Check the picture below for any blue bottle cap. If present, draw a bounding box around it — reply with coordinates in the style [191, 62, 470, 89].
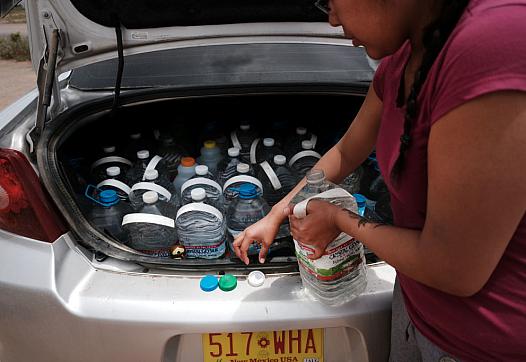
[99, 189, 118, 204]
[353, 193, 367, 207]
[200, 275, 219, 292]
[238, 183, 258, 199]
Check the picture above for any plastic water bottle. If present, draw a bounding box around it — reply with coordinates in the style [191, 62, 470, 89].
[340, 166, 364, 195]
[222, 162, 263, 211]
[124, 132, 151, 160]
[90, 149, 132, 184]
[96, 166, 131, 201]
[217, 147, 242, 186]
[122, 191, 178, 257]
[230, 123, 258, 162]
[85, 186, 131, 241]
[226, 183, 271, 256]
[249, 137, 282, 164]
[288, 140, 322, 179]
[284, 126, 318, 159]
[129, 169, 179, 210]
[353, 193, 367, 217]
[291, 169, 367, 306]
[173, 157, 197, 194]
[125, 150, 168, 185]
[257, 155, 298, 207]
[197, 140, 223, 175]
[156, 134, 186, 180]
[176, 188, 227, 259]
[180, 165, 223, 210]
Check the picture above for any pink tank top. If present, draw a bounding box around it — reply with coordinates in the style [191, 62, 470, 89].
[373, 1, 526, 360]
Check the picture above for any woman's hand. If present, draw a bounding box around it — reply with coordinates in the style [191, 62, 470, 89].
[289, 199, 342, 260]
[232, 208, 289, 265]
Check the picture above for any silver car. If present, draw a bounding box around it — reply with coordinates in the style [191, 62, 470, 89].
[0, 1, 394, 361]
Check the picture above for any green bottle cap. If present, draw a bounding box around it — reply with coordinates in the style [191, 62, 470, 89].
[218, 274, 237, 292]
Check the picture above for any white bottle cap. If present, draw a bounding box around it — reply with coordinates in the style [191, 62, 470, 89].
[301, 140, 314, 150]
[248, 270, 265, 287]
[142, 191, 158, 204]
[228, 147, 240, 157]
[106, 166, 120, 177]
[237, 163, 250, 174]
[130, 133, 142, 140]
[240, 124, 250, 131]
[191, 187, 207, 202]
[263, 138, 275, 147]
[296, 127, 307, 135]
[195, 165, 209, 176]
[274, 155, 286, 166]
[137, 150, 150, 159]
[144, 169, 159, 181]
[103, 146, 116, 154]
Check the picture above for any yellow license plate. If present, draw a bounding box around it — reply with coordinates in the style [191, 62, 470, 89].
[203, 329, 324, 362]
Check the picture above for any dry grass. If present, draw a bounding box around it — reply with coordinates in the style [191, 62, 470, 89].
[0, 32, 30, 61]
[0, 6, 26, 24]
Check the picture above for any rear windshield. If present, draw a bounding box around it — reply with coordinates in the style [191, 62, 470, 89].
[70, 0, 326, 29]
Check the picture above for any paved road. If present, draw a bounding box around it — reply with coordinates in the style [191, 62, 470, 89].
[0, 60, 36, 112]
[0, 23, 27, 37]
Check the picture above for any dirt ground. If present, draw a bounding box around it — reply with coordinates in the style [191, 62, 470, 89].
[0, 59, 36, 112]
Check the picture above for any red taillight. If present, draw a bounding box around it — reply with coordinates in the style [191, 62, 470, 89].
[0, 148, 66, 242]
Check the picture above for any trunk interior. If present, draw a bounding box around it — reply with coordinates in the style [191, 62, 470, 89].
[42, 89, 389, 271]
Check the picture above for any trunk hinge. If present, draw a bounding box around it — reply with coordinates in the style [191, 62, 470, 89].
[27, 27, 61, 154]
[110, 15, 125, 120]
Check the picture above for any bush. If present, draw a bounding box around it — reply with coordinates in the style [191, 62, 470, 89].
[0, 32, 30, 61]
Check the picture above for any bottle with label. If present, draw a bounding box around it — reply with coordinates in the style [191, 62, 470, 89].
[96, 166, 131, 201]
[230, 123, 258, 162]
[291, 169, 367, 306]
[197, 140, 223, 175]
[125, 150, 168, 185]
[173, 157, 197, 194]
[85, 186, 131, 241]
[288, 140, 322, 179]
[122, 191, 178, 257]
[217, 147, 242, 186]
[129, 169, 179, 210]
[222, 162, 262, 211]
[257, 155, 298, 207]
[176, 188, 227, 259]
[180, 165, 223, 211]
[90, 147, 132, 185]
[249, 137, 282, 165]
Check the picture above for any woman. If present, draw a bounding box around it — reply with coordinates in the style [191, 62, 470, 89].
[233, 0, 526, 361]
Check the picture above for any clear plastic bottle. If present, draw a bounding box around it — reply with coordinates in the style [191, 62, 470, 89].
[257, 155, 298, 207]
[173, 157, 197, 194]
[90, 147, 132, 184]
[180, 165, 224, 211]
[96, 166, 131, 201]
[222, 162, 262, 211]
[284, 126, 317, 159]
[125, 150, 168, 185]
[217, 147, 242, 186]
[129, 169, 179, 210]
[85, 187, 131, 241]
[197, 140, 223, 175]
[230, 123, 258, 162]
[291, 169, 367, 306]
[122, 191, 178, 257]
[288, 140, 322, 179]
[250, 137, 282, 164]
[226, 183, 271, 256]
[176, 188, 227, 259]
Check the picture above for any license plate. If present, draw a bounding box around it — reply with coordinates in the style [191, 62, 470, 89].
[203, 329, 324, 362]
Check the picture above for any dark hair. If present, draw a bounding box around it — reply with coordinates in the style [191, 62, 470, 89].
[390, 0, 470, 182]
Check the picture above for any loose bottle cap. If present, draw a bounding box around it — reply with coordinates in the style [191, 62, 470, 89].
[142, 191, 158, 204]
[248, 271, 265, 287]
[106, 166, 121, 177]
[237, 163, 250, 174]
[301, 140, 313, 150]
[200, 275, 219, 292]
[228, 147, 240, 157]
[296, 127, 307, 135]
[219, 274, 237, 292]
[181, 157, 196, 167]
[103, 146, 116, 154]
[130, 133, 142, 140]
[353, 193, 367, 207]
[240, 124, 250, 131]
[191, 187, 207, 202]
[263, 138, 275, 147]
[195, 165, 209, 176]
[273, 155, 286, 166]
[100, 189, 118, 203]
[137, 150, 150, 159]
[144, 169, 159, 181]
[204, 140, 216, 149]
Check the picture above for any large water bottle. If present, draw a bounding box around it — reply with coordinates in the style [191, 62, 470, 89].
[124, 132, 151, 160]
[180, 165, 223, 210]
[197, 140, 223, 175]
[90, 148, 132, 184]
[122, 191, 178, 257]
[156, 133, 186, 180]
[284, 127, 318, 159]
[291, 169, 366, 306]
[129, 169, 179, 210]
[176, 188, 227, 259]
[96, 166, 131, 201]
[85, 186, 131, 241]
[222, 163, 263, 211]
[226, 183, 271, 255]
[217, 147, 242, 186]
[230, 123, 258, 162]
[288, 140, 322, 179]
[125, 150, 168, 185]
[173, 157, 197, 194]
[257, 155, 298, 207]
[249, 137, 282, 165]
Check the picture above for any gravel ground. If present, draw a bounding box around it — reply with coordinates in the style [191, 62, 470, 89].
[0, 59, 36, 112]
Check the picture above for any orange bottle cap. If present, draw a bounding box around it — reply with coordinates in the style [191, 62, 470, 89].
[181, 157, 195, 167]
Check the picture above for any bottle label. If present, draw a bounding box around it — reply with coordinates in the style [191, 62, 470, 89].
[136, 247, 172, 258]
[181, 238, 226, 258]
[259, 161, 282, 190]
[249, 138, 260, 164]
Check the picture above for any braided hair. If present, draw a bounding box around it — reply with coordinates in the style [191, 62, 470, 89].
[390, 0, 470, 182]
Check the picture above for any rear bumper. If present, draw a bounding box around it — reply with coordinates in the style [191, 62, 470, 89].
[0, 231, 394, 362]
